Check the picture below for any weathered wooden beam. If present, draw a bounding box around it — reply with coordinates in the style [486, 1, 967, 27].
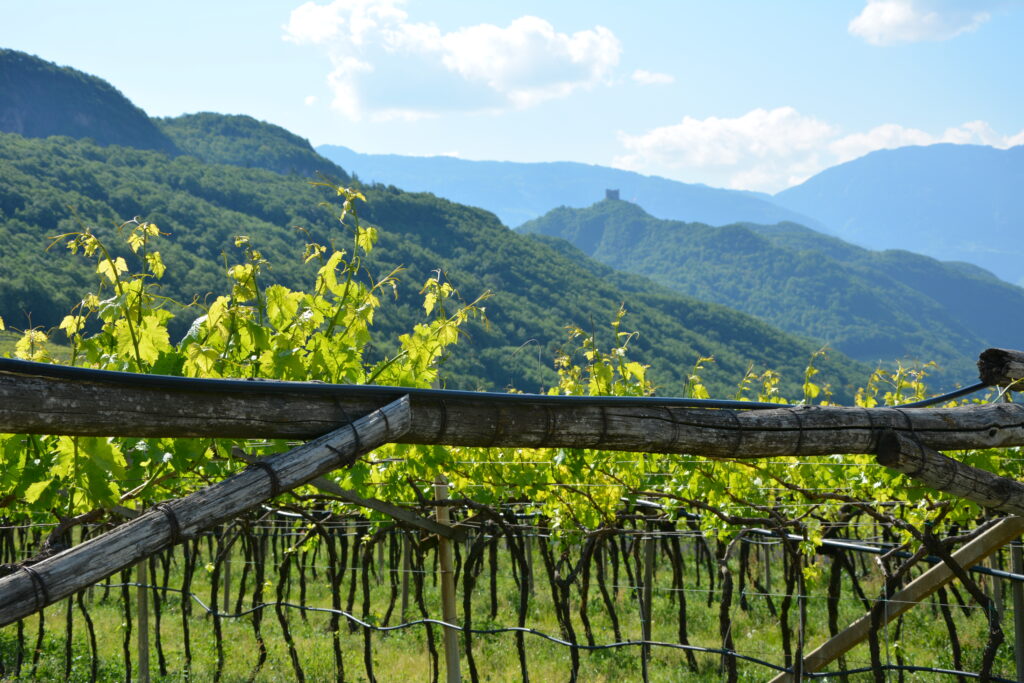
[3, 366, 1024, 457]
[979, 348, 1024, 389]
[876, 429, 1024, 516]
[0, 396, 410, 627]
[770, 516, 1024, 682]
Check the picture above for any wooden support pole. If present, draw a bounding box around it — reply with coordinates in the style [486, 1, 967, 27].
[5, 360, 1024, 457]
[978, 348, 1024, 389]
[0, 396, 410, 626]
[876, 430, 1024, 516]
[401, 532, 411, 623]
[1012, 542, 1024, 682]
[992, 552, 1004, 620]
[222, 551, 231, 614]
[769, 516, 1024, 682]
[435, 477, 461, 683]
[136, 559, 150, 683]
[525, 527, 535, 596]
[641, 524, 656, 681]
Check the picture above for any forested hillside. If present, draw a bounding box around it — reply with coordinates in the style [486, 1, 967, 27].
[0, 49, 177, 154]
[158, 113, 349, 179]
[0, 129, 866, 396]
[521, 199, 1023, 381]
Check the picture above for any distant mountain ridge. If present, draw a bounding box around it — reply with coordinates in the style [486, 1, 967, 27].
[318, 143, 1024, 290]
[317, 144, 824, 229]
[773, 143, 1024, 285]
[521, 199, 1024, 382]
[0, 48, 178, 155]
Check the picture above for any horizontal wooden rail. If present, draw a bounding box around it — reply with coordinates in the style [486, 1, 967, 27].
[0, 396, 410, 627]
[1, 364, 1023, 457]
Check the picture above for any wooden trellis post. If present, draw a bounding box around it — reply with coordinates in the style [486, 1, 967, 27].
[435, 477, 462, 683]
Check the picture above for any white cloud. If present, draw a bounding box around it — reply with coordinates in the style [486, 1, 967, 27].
[304, 95, 318, 106]
[830, 120, 1024, 162]
[631, 69, 674, 86]
[284, 1, 621, 120]
[615, 107, 1024, 193]
[848, 0, 998, 45]
[615, 107, 838, 192]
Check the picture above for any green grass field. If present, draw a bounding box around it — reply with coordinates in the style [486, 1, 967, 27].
[0, 522, 1015, 682]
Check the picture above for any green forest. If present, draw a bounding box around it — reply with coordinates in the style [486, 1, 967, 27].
[0, 127, 866, 397]
[522, 199, 1024, 383]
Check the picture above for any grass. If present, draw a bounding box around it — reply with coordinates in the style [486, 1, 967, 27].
[0, 521, 1018, 682]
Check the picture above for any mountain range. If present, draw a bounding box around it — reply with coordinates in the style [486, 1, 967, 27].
[0, 48, 868, 398]
[522, 199, 1024, 382]
[317, 144, 822, 230]
[319, 141, 1024, 287]
[773, 143, 1024, 285]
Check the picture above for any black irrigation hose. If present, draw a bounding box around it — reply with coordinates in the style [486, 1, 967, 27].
[901, 381, 989, 408]
[105, 582, 1016, 682]
[744, 528, 1024, 583]
[0, 358, 992, 411]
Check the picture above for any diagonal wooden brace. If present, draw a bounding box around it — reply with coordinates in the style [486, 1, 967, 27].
[0, 395, 410, 627]
[770, 429, 1024, 680]
[876, 429, 1024, 516]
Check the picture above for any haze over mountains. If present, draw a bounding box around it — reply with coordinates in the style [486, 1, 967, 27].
[773, 144, 1024, 285]
[319, 141, 1024, 287]
[0, 48, 870, 397]
[317, 145, 823, 231]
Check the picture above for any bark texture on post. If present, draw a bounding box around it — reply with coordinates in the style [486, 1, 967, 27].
[4, 364, 1024, 457]
[979, 348, 1024, 389]
[876, 429, 1024, 516]
[0, 396, 410, 627]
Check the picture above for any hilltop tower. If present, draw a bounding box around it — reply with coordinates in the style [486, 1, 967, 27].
[605, 189, 620, 200]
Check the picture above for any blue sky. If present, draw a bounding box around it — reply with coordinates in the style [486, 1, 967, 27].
[2, 0, 1022, 192]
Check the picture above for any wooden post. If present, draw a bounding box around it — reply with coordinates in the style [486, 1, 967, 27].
[222, 549, 231, 614]
[435, 477, 461, 683]
[992, 552, 1004, 621]
[876, 430, 1024, 516]
[978, 348, 1024, 389]
[769, 516, 1024, 682]
[525, 526, 535, 596]
[401, 532, 411, 623]
[641, 524, 656, 681]
[1012, 542, 1024, 682]
[136, 559, 150, 683]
